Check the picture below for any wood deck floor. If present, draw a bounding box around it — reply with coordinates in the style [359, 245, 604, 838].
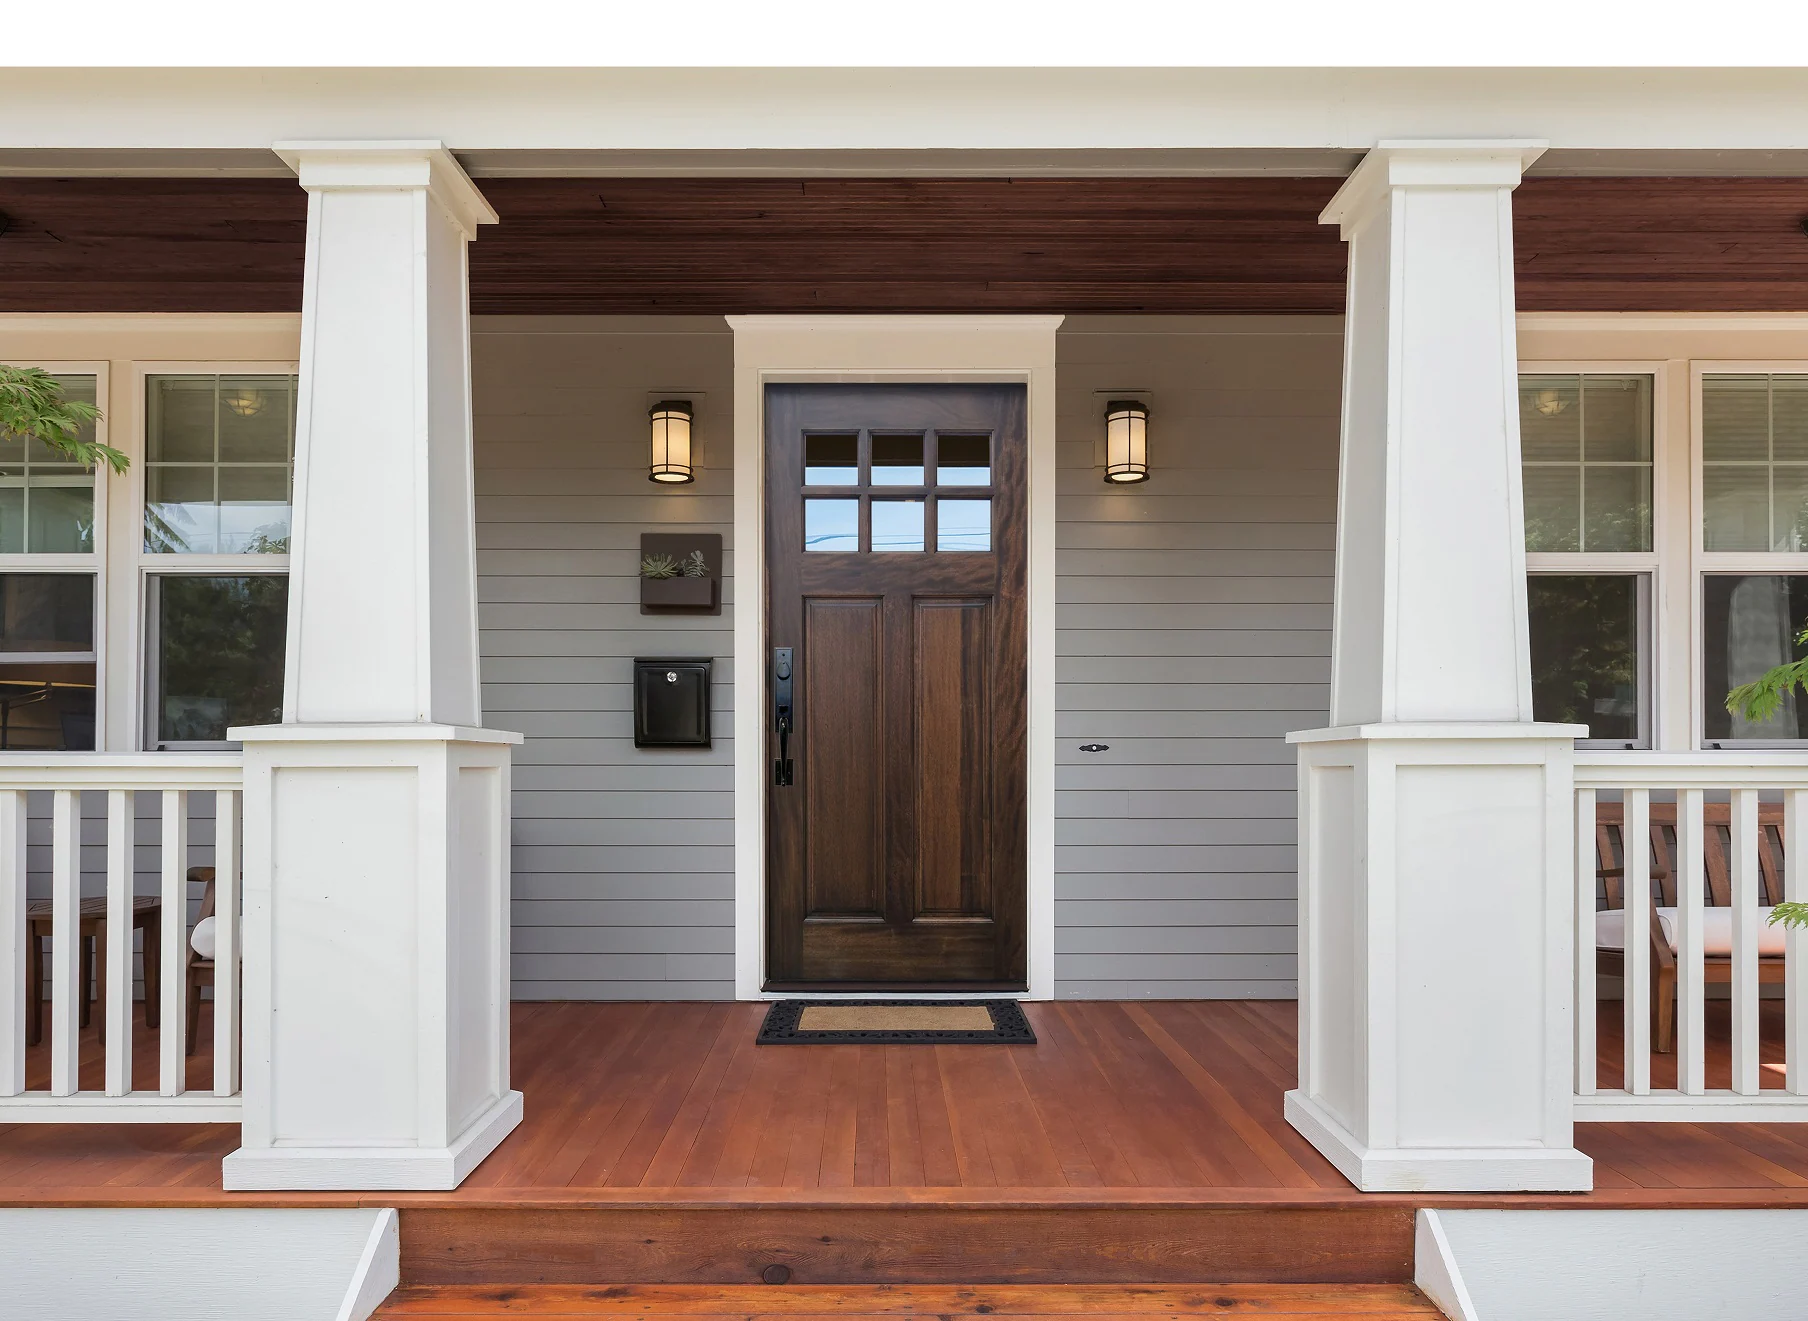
[6, 997, 1806, 1207]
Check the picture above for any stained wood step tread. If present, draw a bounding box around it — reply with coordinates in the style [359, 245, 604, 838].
[376, 1283, 1442, 1317]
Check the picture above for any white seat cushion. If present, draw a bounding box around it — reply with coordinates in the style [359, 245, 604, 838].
[190, 915, 216, 960]
[1596, 905, 1788, 958]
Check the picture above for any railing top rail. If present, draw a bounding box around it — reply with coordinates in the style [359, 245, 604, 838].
[0, 752, 243, 789]
[1575, 749, 1808, 790]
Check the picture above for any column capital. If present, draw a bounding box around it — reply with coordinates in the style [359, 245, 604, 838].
[273, 139, 497, 238]
[1320, 138, 1548, 236]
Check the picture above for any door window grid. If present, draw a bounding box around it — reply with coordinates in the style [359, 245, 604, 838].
[802, 430, 993, 553]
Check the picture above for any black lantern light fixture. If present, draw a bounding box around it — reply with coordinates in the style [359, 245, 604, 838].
[648, 400, 695, 484]
[1103, 399, 1150, 484]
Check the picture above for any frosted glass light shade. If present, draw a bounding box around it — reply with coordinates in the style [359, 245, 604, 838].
[649, 401, 695, 484]
[1104, 400, 1149, 484]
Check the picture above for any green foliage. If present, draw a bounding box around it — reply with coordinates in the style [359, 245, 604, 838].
[1725, 623, 1808, 724]
[640, 553, 678, 580]
[0, 365, 127, 474]
[681, 549, 708, 578]
[1770, 902, 1808, 931]
[157, 575, 288, 740]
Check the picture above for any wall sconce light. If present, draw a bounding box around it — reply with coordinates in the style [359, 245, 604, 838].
[1103, 399, 1150, 484]
[649, 400, 695, 484]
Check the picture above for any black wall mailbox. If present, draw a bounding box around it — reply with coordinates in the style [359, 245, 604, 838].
[634, 658, 712, 748]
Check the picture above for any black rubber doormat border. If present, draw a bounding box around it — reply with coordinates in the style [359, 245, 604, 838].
[756, 999, 1036, 1044]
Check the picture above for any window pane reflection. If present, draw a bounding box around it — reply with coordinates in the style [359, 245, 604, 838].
[937, 434, 991, 485]
[938, 498, 991, 551]
[154, 575, 288, 746]
[871, 435, 924, 486]
[804, 498, 859, 552]
[1527, 575, 1642, 744]
[1703, 574, 1808, 742]
[804, 434, 858, 486]
[871, 499, 925, 552]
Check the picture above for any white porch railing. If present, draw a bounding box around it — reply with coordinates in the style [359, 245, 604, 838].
[1575, 751, 1808, 1122]
[0, 755, 242, 1122]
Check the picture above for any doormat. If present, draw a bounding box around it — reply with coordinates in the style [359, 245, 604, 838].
[756, 999, 1036, 1044]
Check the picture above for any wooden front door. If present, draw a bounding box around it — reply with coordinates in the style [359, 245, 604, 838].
[765, 384, 1027, 988]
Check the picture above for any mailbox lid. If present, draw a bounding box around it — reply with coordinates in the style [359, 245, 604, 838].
[634, 657, 712, 748]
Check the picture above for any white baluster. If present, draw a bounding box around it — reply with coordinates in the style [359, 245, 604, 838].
[104, 789, 132, 1096]
[1623, 790, 1652, 1095]
[1575, 788, 1597, 1096]
[1676, 788, 1706, 1096]
[159, 790, 188, 1096]
[49, 789, 81, 1097]
[213, 790, 239, 1097]
[0, 790, 24, 1097]
[1787, 789, 1808, 1096]
[1730, 788, 1762, 1096]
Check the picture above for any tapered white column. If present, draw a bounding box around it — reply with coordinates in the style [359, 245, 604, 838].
[223, 142, 522, 1191]
[1286, 140, 1593, 1192]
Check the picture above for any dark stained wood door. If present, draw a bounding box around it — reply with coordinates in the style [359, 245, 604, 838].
[765, 384, 1027, 987]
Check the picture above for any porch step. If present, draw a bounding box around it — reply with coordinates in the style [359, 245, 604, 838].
[398, 1202, 1415, 1286]
[375, 1283, 1443, 1318]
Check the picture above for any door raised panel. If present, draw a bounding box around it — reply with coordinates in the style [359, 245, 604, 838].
[914, 598, 992, 919]
[803, 597, 886, 919]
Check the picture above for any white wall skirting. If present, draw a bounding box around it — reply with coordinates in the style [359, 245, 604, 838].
[727, 315, 1062, 1001]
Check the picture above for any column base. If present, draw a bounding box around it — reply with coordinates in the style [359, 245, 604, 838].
[1285, 1090, 1592, 1193]
[222, 1090, 522, 1192]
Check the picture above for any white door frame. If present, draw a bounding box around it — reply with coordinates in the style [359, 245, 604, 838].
[728, 315, 1062, 1001]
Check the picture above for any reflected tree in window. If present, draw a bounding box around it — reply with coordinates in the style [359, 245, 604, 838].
[157, 575, 288, 744]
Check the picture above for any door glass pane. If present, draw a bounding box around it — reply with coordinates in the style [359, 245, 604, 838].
[1703, 574, 1808, 742]
[1528, 575, 1643, 744]
[871, 435, 924, 486]
[155, 575, 288, 745]
[937, 498, 991, 551]
[871, 498, 925, 552]
[218, 467, 292, 553]
[803, 498, 859, 552]
[1523, 466, 1581, 552]
[27, 480, 95, 553]
[804, 434, 858, 486]
[1582, 466, 1651, 553]
[145, 466, 217, 554]
[937, 434, 991, 486]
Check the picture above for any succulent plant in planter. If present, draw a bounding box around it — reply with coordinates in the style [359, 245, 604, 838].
[639, 552, 680, 580]
[681, 549, 708, 578]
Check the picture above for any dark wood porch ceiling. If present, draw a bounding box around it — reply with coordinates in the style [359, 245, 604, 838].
[1, 176, 1806, 315]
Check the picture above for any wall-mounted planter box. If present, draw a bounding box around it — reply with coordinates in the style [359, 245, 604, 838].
[639, 533, 723, 616]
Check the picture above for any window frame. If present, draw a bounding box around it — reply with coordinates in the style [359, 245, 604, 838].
[1690, 360, 1808, 749]
[0, 360, 111, 752]
[129, 362, 296, 752]
[1521, 359, 1671, 749]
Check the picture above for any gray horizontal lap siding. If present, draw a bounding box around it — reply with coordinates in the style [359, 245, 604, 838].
[1052, 318, 1341, 1000]
[473, 318, 736, 1001]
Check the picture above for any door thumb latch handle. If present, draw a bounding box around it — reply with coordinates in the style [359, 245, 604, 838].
[773, 646, 795, 787]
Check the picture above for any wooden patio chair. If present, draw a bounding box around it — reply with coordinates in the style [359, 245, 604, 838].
[1593, 802, 1789, 1053]
[185, 866, 215, 1056]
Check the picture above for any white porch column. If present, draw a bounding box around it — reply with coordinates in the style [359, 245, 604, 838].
[222, 142, 522, 1192]
[1285, 140, 1594, 1192]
